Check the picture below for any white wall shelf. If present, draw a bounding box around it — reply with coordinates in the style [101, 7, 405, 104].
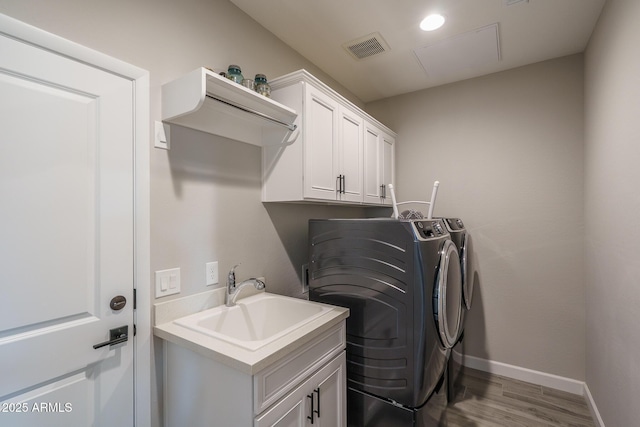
[161, 67, 298, 146]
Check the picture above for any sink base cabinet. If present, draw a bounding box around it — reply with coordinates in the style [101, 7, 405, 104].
[163, 321, 346, 427]
[164, 342, 253, 427]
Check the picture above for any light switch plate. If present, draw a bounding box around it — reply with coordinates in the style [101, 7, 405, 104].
[154, 121, 170, 150]
[155, 268, 180, 298]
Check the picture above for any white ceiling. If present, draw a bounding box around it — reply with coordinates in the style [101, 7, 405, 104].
[230, 0, 606, 103]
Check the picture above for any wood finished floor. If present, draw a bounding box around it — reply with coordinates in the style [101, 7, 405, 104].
[434, 367, 596, 427]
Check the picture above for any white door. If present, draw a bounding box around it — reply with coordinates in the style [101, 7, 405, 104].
[0, 26, 135, 427]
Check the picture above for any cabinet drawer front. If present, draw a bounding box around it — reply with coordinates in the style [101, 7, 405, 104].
[254, 322, 345, 414]
[254, 398, 305, 427]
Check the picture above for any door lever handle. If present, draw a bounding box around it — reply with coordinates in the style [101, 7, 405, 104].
[93, 325, 128, 349]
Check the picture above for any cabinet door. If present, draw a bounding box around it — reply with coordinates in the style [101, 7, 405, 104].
[380, 132, 395, 206]
[314, 354, 347, 426]
[363, 123, 383, 204]
[338, 106, 363, 203]
[303, 86, 339, 200]
[255, 352, 346, 427]
[363, 122, 395, 205]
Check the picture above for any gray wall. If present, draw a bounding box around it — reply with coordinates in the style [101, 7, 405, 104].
[367, 55, 586, 381]
[0, 1, 370, 425]
[6, 0, 639, 425]
[585, 0, 640, 425]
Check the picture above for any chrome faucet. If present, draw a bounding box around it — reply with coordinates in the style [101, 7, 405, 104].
[225, 264, 266, 307]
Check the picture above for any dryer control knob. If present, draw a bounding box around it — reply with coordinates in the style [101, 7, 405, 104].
[434, 223, 444, 234]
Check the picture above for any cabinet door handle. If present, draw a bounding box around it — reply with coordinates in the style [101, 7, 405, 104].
[380, 184, 386, 199]
[314, 387, 320, 418]
[336, 174, 346, 194]
[307, 393, 315, 424]
[341, 175, 345, 194]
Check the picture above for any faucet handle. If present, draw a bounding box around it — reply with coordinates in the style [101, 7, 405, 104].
[228, 264, 240, 286]
[254, 278, 266, 291]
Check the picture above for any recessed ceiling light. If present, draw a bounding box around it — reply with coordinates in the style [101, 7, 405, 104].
[420, 14, 445, 31]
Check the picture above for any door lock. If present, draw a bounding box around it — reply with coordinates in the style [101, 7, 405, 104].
[110, 295, 127, 311]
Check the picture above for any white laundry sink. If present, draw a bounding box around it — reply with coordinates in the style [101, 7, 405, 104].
[173, 293, 333, 351]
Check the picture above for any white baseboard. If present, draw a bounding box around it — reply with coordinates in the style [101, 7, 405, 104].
[453, 352, 605, 426]
[457, 352, 585, 395]
[583, 383, 606, 427]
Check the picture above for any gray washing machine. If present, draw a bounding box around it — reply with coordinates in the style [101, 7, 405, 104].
[309, 218, 463, 426]
[440, 218, 475, 402]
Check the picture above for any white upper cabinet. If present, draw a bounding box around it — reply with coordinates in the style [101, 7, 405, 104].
[363, 123, 382, 204]
[262, 70, 394, 205]
[303, 85, 340, 200]
[381, 132, 395, 205]
[363, 121, 395, 205]
[161, 67, 298, 146]
[338, 106, 364, 203]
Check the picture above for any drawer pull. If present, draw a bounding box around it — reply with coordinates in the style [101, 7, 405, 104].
[307, 387, 321, 423]
[307, 393, 315, 424]
[314, 387, 321, 418]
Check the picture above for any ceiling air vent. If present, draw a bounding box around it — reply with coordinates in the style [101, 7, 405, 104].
[343, 32, 389, 60]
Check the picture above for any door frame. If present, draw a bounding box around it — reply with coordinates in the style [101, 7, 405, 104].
[0, 14, 151, 427]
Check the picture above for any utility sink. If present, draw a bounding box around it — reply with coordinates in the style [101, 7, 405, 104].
[173, 293, 333, 351]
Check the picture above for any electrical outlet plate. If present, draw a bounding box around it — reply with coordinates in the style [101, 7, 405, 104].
[206, 261, 219, 286]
